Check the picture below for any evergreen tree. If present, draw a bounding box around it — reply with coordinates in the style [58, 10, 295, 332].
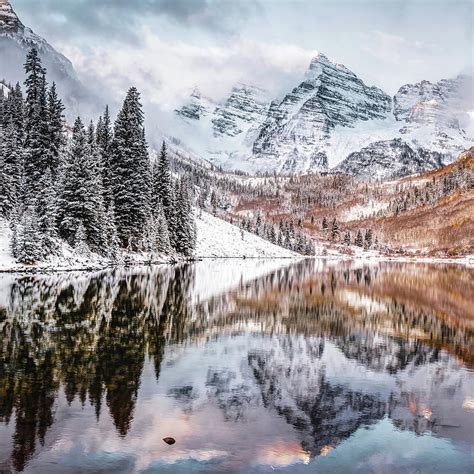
[12, 206, 43, 264]
[58, 117, 105, 250]
[47, 82, 65, 177]
[174, 177, 195, 256]
[322, 216, 328, 230]
[155, 205, 171, 254]
[96, 105, 113, 205]
[74, 221, 90, 256]
[331, 218, 340, 240]
[24, 50, 50, 197]
[111, 87, 151, 248]
[343, 231, 351, 245]
[36, 168, 59, 254]
[2, 120, 24, 214]
[355, 230, 364, 247]
[104, 200, 120, 261]
[365, 229, 373, 248]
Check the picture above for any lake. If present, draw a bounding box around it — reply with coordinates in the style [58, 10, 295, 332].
[0, 259, 473, 473]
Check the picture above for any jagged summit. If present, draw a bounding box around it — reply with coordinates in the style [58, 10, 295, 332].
[306, 52, 353, 80]
[0, 0, 22, 33]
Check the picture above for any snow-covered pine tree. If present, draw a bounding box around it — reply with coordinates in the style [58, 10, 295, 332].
[0, 142, 10, 217]
[2, 120, 23, 215]
[36, 168, 59, 254]
[86, 121, 108, 253]
[104, 200, 120, 261]
[58, 117, 104, 250]
[24, 50, 50, 198]
[355, 230, 364, 247]
[153, 141, 174, 217]
[343, 231, 351, 245]
[365, 229, 373, 248]
[111, 87, 151, 249]
[12, 206, 43, 264]
[174, 177, 195, 256]
[74, 221, 90, 256]
[96, 105, 114, 206]
[155, 204, 171, 254]
[331, 218, 340, 240]
[47, 82, 65, 178]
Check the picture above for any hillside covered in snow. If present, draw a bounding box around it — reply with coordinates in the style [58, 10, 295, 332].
[195, 211, 297, 258]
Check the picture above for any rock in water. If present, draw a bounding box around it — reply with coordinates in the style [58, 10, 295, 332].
[163, 437, 176, 445]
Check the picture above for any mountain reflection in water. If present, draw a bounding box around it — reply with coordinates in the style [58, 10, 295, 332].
[0, 259, 473, 473]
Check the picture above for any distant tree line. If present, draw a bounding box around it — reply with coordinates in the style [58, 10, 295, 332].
[0, 49, 195, 263]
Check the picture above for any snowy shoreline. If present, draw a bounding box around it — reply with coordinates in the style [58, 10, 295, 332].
[1, 253, 472, 275]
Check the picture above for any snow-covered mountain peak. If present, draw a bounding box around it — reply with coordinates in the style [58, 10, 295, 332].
[0, 0, 22, 33]
[0, 0, 95, 117]
[212, 82, 269, 137]
[305, 52, 353, 81]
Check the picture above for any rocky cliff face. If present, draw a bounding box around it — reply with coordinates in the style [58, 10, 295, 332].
[172, 51, 473, 179]
[175, 87, 214, 121]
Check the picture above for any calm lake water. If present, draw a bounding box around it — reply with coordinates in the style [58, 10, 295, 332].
[0, 259, 473, 473]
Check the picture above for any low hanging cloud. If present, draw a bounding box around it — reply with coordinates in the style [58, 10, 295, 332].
[59, 27, 318, 112]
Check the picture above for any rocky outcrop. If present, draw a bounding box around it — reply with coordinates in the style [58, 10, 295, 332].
[175, 87, 213, 121]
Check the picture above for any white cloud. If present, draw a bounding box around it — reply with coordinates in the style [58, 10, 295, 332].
[58, 27, 318, 112]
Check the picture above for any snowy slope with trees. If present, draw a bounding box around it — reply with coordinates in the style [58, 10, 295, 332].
[0, 48, 303, 271]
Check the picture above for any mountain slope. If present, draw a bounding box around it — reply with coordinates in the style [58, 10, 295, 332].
[0, 0, 90, 115]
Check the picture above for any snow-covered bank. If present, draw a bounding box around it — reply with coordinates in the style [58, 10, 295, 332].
[0, 219, 174, 273]
[195, 211, 298, 258]
[0, 211, 297, 273]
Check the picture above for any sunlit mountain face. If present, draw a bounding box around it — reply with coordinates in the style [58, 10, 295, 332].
[0, 260, 473, 472]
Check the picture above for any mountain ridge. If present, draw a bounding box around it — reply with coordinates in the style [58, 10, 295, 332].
[172, 53, 473, 178]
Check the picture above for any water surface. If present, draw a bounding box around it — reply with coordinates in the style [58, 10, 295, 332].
[0, 259, 473, 473]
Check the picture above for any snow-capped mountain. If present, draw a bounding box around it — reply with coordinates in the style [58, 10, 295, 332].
[251, 53, 392, 172]
[172, 52, 473, 179]
[0, 0, 90, 115]
[211, 83, 268, 138]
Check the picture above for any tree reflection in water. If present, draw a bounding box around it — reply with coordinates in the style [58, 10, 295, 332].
[0, 260, 472, 471]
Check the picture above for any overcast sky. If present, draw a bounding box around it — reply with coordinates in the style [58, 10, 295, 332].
[13, 0, 474, 110]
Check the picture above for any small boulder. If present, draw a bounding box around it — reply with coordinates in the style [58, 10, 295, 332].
[163, 437, 176, 445]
